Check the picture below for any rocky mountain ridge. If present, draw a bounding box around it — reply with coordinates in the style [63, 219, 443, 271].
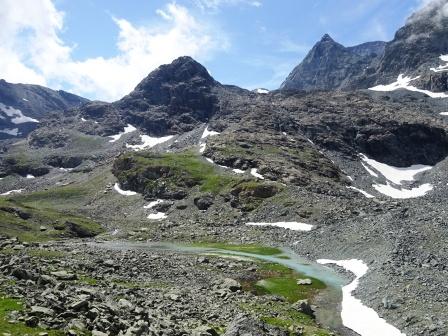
[281, 0, 448, 92]
[0, 80, 88, 139]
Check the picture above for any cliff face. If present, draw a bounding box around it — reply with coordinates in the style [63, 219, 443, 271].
[281, 0, 448, 93]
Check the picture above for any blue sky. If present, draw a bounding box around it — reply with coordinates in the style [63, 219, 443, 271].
[1, 0, 425, 101]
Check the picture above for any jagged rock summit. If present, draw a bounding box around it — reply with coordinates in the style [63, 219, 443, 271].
[280, 34, 385, 91]
[281, 0, 448, 92]
[79, 56, 221, 136]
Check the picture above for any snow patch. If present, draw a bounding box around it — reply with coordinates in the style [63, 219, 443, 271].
[113, 183, 137, 196]
[147, 212, 167, 220]
[440, 112, 448, 116]
[26, 174, 35, 179]
[369, 74, 448, 98]
[144, 200, 163, 209]
[22, 98, 29, 102]
[347, 186, 374, 198]
[0, 103, 39, 123]
[1, 189, 24, 196]
[232, 168, 245, 174]
[361, 162, 379, 178]
[317, 259, 406, 336]
[430, 55, 448, 73]
[109, 124, 137, 143]
[247, 222, 313, 231]
[201, 126, 220, 139]
[199, 143, 206, 153]
[250, 168, 264, 179]
[360, 154, 432, 185]
[0, 128, 19, 136]
[126, 134, 173, 150]
[81, 117, 87, 122]
[373, 183, 433, 199]
[256, 88, 269, 94]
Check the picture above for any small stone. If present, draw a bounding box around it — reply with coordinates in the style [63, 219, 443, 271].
[50, 270, 77, 280]
[31, 306, 55, 316]
[25, 316, 39, 327]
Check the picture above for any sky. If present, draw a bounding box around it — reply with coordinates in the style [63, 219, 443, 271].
[0, 0, 429, 102]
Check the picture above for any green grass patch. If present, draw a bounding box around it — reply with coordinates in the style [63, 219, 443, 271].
[114, 151, 243, 195]
[242, 261, 326, 303]
[191, 242, 283, 256]
[78, 276, 99, 286]
[241, 301, 332, 336]
[27, 249, 66, 259]
[0, 198, 104, 242]
[0, 294, 64, 336]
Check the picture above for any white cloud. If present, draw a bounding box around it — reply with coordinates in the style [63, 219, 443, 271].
[0, 0, 228, 101]
[193, 0, 262, 11]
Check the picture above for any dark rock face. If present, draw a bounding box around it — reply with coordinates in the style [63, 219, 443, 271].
[117, 56, 219, 136]
[281, 0, 448, 93]
[0, 79, 88, 139]
[281, 34, 385, 91]
[74, 56, 220, 137]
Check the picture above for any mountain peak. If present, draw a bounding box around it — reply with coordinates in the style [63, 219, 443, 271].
[129, 56, 216, 98]
[320, 33, 334, 43]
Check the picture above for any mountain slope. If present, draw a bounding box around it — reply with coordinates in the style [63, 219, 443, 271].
[0, 80, 88, 139]
[280, 35, 385, 91]
[281, 0, 448, 93]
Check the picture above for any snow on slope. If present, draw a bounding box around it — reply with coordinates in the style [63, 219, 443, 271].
[369, 74, 448, 98]
[430, 55, 448, 73]
[372, 183, 433, 199]
[0, 128, 19, 136]
[1, 189, 24, 196]
[360, 154, 433, 199]
[199, 125, 220, 153]
[360, 154, 432, 185]
[126, 135, 173, 150]
[109, 124, 137, 143]
[317, 259, 406, 336]
[250, 168, 265, 179]
[113, 183, 137, 196]
[247, 222, 313, 231]
[0, 103, 39, 124]
[347, 186, 375, 198]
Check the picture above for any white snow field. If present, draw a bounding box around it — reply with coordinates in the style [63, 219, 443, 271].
[430, 55, 448, 73]
[147, 212, 167, 220]
[0, 103, 39, 123]
[346, 186, 375, 198]
[199, 125, 220, 153]
[201, 126, 220, 139]
[113, 183, 137, 196]
[256, 88, 269, 94]
[109, 124, 137, 143]
[144, 200, 163, 209]
[360, 154, 432, 185]
[317, 259, 406, 336]
[372, 182, 433, 199]
[0, 128, 19, 136]
[126, 134, 173, 150]
[369, 74, 448, 98]
[1, 189, 24, 196]
[250, 168, 265, 179]
[360, 154, 433, 199]
[246, 221, 313, 231]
